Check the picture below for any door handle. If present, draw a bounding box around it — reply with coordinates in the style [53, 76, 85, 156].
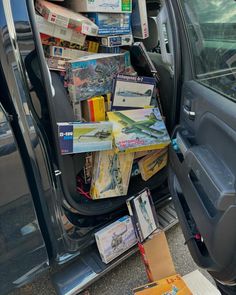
[183, 106, 196, 120]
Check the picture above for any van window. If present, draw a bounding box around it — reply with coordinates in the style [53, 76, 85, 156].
[180, 0, 236, 100]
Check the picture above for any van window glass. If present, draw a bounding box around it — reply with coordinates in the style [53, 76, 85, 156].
[180, 0, 236, 100]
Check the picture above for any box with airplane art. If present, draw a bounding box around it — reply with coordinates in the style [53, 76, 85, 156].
[138, 148, 168, 181]
[90, 150, 134, 199]
[66, 53, 127, 102]
[95, 216, 137, 264]
[65, 0, 132, 13]
[57, 122, 113, 154]
[111, 74, 156, 110]
[126, 188, 158, 242]
[87, 13, 131, 35]
[107, 108, 170, 153]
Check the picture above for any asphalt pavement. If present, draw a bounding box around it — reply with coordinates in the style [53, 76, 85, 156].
[9, 224, 214, 295]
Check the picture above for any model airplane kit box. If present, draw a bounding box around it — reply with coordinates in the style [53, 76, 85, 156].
[81, 96, 106, 122]
[126, 189, 158, 242]
[57, 122, 113, 154]
[101, 34, 133, 47]
[87, 13, 131, 35]
[67, 53, 126, 102]
[107, 108, 170, 153]
[41, 34, 99, 52]
[36, 14, 86, 46]
[90, 150, 134, 199]
[138, 148, 168, 181]
[112, 74, 155, 110]
[95, 215, 137, 264]
[133, 274, 192, 295]
[131, 0, 149, 39]
[36, 0, 99, 36]
[65, 0, 132, 13]
[47, 45, 94, 60]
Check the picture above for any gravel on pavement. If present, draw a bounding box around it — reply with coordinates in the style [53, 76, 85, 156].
[8, 224, 214, 295]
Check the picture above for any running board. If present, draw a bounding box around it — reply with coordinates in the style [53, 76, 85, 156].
[52, 200, 178, 295]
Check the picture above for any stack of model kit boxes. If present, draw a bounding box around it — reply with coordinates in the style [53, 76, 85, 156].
[35, 0, 172, 265]
[35, 0, 170, 196]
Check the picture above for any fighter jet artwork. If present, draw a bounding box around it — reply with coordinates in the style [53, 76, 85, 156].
[107, 108, 170, 153]
[115, 109, 166, 139]
[116, 88, 153, 98]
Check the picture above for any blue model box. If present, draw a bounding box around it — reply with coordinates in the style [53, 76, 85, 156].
[57, 122, 113, 154]
[87, 13, 131, 35]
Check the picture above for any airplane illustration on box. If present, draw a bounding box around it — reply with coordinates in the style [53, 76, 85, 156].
[116, 89, 153, 98]
[115, 111, 166, 139]
[100, 154, 123, 194]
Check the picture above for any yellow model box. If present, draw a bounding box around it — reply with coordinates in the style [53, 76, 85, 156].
[107, 108, 170, 153]
[133, 274, 192, 295]
[90, 150, 134, 199]
[138, 148, 168, 181]
[81, 96, 106, 122]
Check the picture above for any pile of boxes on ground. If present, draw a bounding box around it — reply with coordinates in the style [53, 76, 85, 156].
[35, 1, 220, 293]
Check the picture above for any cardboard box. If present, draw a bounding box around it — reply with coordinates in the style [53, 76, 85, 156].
[65, 0, 132, 13]
[41, 34, 99, 52]
[81, 96, 106, 122]
[107, 108, 170, 153]
[131, 0, 149, 39]
[46, 57, 68, 71]
[133, 274, 192, 295]
[182, 270, 221, 294]
[111, 74, 155, 110]
[95, 216, 137, 264]
[140, 230, 176, 282]
[67, 53, 126, 102]
[48, 45, 94, 59]
[126, 189, 159, 242]
[99, 46, 121, 54]
[87, 13, 131, 35]
[57, 122, 113, 154]
[36, 15, 86, 46]
[35, 0, 98, 36]
[71, 101, 82, 121]
[138, 148, 168, 181]
[90, 150, 134, 199]
[101, 34, 133, 47]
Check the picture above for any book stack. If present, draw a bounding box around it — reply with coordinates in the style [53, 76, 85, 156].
[36, 0, 171, 264]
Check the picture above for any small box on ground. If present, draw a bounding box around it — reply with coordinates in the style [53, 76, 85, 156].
[95, 216, 137, 264]
[139, 230, 176, 282]
[57, 121, 113, 154]
[182, 270, 221, 294]
[36, 14, 86, 46]
[65, 0, 132, 13]
[126, 189, 158, 242]
[87, 13, 131, 35]
[133, 274, 192, 295]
